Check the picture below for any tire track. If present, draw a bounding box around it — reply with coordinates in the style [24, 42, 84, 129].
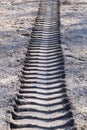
[8, 0, 77, 129]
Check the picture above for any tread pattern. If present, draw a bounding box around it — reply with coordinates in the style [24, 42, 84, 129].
[8, 0, 77, 130]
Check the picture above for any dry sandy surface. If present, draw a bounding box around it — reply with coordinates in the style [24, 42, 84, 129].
[61, 0, 87, 129]
[0, 0, 87, 130]
[0, 0, 40, 129]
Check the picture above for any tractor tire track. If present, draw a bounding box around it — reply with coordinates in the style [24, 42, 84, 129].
[8, 0, 77, 130]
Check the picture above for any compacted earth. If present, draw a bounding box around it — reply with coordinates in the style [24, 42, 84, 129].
[0, 0, 87, 130]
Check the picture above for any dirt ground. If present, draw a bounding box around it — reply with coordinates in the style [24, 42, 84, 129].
[0, 0, 40, 129]
[61, 0, 87, 129]
[0, 0, 87, 130]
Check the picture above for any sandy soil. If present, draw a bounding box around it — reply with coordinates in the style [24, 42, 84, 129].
[0, 0, 40, 129]
[61, 0, 87, 129]
[0, 0, 87, 130]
